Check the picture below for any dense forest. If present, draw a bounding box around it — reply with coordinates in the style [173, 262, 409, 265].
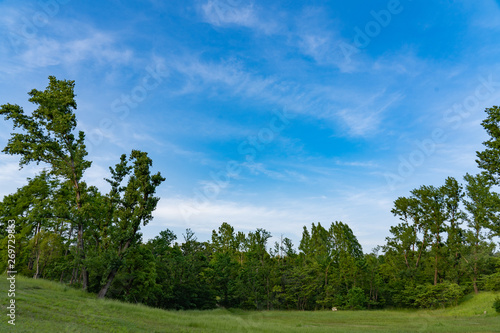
[1, 77, 499, 311]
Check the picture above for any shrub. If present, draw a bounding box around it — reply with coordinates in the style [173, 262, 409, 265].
[346, 287, 367, 310]
[483, 273, 500, 291]
[414, 282, 463, 309]
[493, 297, 500, 313]
[391, 283, 418, 308]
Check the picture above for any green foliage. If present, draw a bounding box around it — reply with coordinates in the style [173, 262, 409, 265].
[477, 106, 500, 182]
[345, 287, 367, 310]
[0, 76, 91, 178]
[413, 282, 463, 309]
[96, 150, 165, 298]
[106, 245, 158, 304]
[493, 297, 500, 313]
[1, 76, 93, 288]
[476, 105, 500, 236]
[483, 273, 500, 291]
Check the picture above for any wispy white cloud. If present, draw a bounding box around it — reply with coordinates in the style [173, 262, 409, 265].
[202, 1, 255, 26]
[296, 33, 362, 73]
[19, 32, 133, 69]
[240, 162, 309, 182]
[293, 7, 360, 73]
[82, 162, 110, 192]
[336, 91, 405, 136]
[132, 132, 164, 146]
[169, 57, 275, 95]
[372, 49, 428, 76]
[0, 155, 46, 200]
[0, 2, 134, 74]
[200, 0, 277, 33]
[165, 55, 409, 137]
[334, 160, 380, 168]
[77, 118, 128, 152]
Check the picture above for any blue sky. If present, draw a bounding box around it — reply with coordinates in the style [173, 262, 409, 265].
[1, 0, 500, 251]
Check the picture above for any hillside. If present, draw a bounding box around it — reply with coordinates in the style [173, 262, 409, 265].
[1, 275, 499, 333]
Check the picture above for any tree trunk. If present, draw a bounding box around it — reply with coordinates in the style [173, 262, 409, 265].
[28, 222, 42, 270]
[70, 265, 78, 285]
[415, 231, 427, 268]
[434, 253, 438, 285]
[98, 269, 118, 298]
[403, 250, 409, 269]
[73, 172, 88, 291]
[473, 263, 478, 294]
[473, 235, 479, 294]
[77, 223, 88, 290]
[97, 239, 133, 298]
[33, 249, 40, 279]
[434, 230, 440, 286]
[60, 224, 74, 283]
[267, 276, 270, 310]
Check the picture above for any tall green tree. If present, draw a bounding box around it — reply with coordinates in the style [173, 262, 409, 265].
[441, 177, 466, 283]
[237, 229, 273, 309]
[475, 105, 500, 237]
[164, 229, 215, 310]
[477, 106, 500, 184]
[463, 173, 500, 293]
[209, 223, 240, 307]
[328, 221, 364, 293]
[296, 223, 329, 309]
[0, 172, 76, 282]
[411, 185, 447, 285]
[0, 76, 92, 289]
[97, 150, 165, 298]
[387, 196, 426, 273]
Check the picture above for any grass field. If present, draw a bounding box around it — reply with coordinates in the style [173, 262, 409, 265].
[1, 275, 499, 332]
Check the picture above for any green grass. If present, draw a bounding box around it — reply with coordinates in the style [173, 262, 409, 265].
[1, 275, 499, 332]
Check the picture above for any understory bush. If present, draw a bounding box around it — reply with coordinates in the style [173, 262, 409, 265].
[345, 287, 367, 310]
[413, 282, 463, 309]
[493, 297, 500, 313]
[483, 272, 500, 291]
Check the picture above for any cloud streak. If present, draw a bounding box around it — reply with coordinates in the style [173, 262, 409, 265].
[200, 0, 278, 33]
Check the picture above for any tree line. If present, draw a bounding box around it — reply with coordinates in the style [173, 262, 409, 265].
[0, 77, 499, 310]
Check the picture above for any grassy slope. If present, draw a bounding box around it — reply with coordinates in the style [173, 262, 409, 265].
[1, 275, 499, 333]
